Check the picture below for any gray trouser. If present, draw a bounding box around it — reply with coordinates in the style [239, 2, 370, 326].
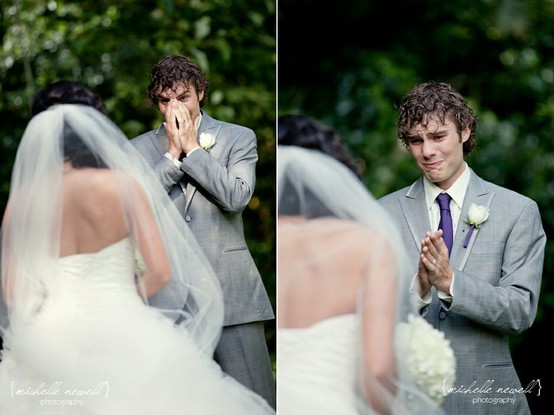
[213, 321, 276, 409]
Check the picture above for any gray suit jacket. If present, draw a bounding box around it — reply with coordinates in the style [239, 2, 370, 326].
[380, 169, 545, 415]
[130, 112, 274, 327]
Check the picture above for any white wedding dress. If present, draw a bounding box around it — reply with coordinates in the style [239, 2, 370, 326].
[278, 314, 371, 415]
[0, 237, 274, 414]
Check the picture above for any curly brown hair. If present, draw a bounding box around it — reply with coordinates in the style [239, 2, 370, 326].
[397, 82, 478, 156]
[147, 55, 209, 107]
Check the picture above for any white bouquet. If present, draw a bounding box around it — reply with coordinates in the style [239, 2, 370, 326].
[395, 313, 456, 405]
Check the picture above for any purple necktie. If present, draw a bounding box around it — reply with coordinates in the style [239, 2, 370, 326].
[437, 193, 453, 255]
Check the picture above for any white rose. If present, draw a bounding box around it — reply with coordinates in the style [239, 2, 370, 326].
[199, 132, 216, 151]
[467, 203, 490, 228]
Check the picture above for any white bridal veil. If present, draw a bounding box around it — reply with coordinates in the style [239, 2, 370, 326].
[0, 104, 224, 356]
[278, 145, 443, 414]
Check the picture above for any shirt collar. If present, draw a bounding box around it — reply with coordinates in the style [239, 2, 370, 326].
[423, 162, 470, 210]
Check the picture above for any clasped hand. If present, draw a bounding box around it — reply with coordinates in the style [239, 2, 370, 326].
[163, 99, 200, 158]
[417, 229, 453, 296]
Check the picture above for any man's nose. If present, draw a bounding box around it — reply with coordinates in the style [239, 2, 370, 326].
[422, 139, 435, 157]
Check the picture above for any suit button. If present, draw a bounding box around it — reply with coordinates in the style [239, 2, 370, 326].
[439, 311, 447, 320]
[185, 215, 192, 222]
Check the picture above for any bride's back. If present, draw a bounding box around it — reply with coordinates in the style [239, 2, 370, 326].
[278, 216, 392, 328]
[60, 167, 129, 257]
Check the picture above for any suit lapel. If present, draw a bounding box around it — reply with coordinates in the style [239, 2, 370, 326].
[452, 170, 495, 270]
[184, 113, 222, 210]
[152, 124, 170, 156]
[198, 113, 222, 153]
[400, 178, 431, 253]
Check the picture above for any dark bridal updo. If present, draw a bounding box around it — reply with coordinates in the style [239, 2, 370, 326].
[32, 80, 108, 168]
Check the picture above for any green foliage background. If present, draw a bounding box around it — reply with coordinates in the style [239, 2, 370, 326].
[3, 0, 554, 409]
[0, 0, 275, 362]
[279, 0, 553, 413]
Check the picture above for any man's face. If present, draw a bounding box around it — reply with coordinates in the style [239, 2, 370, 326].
[406, 115, 470, 190]
[156, 83, 204, 121]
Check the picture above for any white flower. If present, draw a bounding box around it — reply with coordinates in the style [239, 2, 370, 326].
[467, 203, 490, 228]
[395, 314, 456, 405]
[464, 203, 490, 247]
[134, 249, 146, 276]
[199, 132, 216, 151]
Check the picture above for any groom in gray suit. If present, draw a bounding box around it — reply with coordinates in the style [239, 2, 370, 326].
[380, 82, 545, 414]
[129, 55, 275, 407]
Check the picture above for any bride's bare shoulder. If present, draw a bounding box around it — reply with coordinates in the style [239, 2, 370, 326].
[280, 216, 378, 238]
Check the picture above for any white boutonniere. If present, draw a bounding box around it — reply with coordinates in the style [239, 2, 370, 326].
[463, 203, 490, 248]
[395, 314, 456, 405]
[199, 132, 216, 151]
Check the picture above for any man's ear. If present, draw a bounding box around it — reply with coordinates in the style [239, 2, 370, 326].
[461, 127, 471, 143]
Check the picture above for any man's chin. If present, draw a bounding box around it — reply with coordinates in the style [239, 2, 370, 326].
[422, 171, 442, 183]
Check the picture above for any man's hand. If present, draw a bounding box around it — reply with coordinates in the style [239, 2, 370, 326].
[163, 100, 201, 158]
[419, 229, 453, 294]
